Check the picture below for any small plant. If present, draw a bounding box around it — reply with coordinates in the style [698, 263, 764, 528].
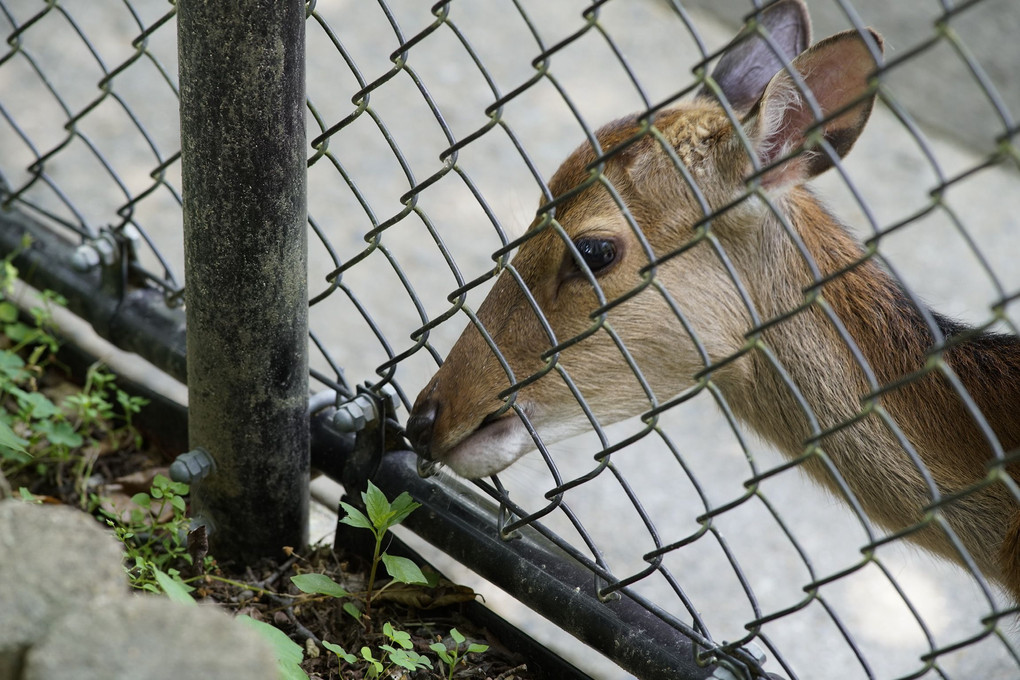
[0, 254, 149, 504]
[66, 362, 148, 447]
[338, 480, 427, 613]
[292, 485, 495, 677]
[0, 260, 74, 470]
[290, 483, 428, 623]
[101, 474, 194, 592]
[322, 622, 433, 678]
[430, 628, 489, 680]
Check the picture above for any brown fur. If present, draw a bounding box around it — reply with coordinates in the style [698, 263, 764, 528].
[407, 21, 1020, 600]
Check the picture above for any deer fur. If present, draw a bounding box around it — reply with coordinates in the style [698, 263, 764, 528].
[406, 0, 1020, 601]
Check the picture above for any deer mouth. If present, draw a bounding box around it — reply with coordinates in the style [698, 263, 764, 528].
[429, 408, 536, 480]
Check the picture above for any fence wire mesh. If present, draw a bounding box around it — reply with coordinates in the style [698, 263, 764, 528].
[1, 1, 1019, 678]
[0, 0, 182, 302]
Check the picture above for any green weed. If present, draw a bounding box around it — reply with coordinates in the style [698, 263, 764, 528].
[100, 473, 194, 592]
[0, 254, 149, 506]
[431, 628, 490, 680]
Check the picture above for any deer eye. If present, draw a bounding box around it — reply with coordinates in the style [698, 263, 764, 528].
[573, 237, 618, 275]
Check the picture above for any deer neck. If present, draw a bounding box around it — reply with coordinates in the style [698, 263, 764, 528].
[714, 187, 1020, 565]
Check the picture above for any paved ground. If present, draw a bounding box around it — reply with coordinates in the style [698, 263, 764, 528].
[1, 1, 1018, 678]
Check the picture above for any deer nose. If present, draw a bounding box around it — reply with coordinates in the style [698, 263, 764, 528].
[405, 399, 438, 459]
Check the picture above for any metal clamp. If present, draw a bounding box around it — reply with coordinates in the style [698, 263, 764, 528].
[710, 642, 777, 680]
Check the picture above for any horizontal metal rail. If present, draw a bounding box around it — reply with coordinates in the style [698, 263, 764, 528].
[372, 451, 723, 679]
[0, 206, 186, 384]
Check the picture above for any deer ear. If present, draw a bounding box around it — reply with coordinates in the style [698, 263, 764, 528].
[699, 0, 811, 113]
[745, 29, 884, 188]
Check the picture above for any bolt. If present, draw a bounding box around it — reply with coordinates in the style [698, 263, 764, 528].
[119, 224, 141, 257]
[169, 447, 216, 484]
[710, 667, 741, 680]
[377, 382, 400, 414]
[70, 236, 117, 272]
[308, 389, 337, 415]
[332, 394, 378, 432]
[70, 244, 101, 272]
[741, 642, 766, 666]
[709, 642, 772, 680]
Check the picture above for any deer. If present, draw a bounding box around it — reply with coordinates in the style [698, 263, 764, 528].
[405, 0, 1020, 603]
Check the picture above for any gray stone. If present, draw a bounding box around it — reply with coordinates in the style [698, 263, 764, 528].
[22, 595, 278, 680]
[0, 500, 125, 676]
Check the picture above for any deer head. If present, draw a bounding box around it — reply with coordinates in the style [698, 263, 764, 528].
[407, 0, 884, 479]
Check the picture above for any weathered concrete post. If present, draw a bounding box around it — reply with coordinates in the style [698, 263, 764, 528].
[178, 0, 309, 560]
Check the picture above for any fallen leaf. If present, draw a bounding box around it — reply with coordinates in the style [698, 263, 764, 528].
[374, 578, 481, 609]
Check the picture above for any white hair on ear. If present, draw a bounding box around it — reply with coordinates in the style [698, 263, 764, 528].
[751, 71, 806, 167]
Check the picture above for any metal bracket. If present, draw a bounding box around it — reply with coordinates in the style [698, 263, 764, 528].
[69, 225, 142, 299]
[328, 382, 405, 492]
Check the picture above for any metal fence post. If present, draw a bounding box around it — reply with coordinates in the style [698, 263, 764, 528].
[178, 0, 309, 560]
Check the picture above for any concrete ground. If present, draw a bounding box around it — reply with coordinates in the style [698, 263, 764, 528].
[1, 1, 1018, 678]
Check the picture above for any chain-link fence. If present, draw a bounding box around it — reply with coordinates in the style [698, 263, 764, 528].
[1, 1, 1019, 678]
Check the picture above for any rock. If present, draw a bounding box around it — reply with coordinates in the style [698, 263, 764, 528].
[22, 595, 278, 680]
[0, 500, 125, 677]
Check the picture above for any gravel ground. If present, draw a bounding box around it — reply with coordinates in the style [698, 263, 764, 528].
[1, 1, 1018, 678]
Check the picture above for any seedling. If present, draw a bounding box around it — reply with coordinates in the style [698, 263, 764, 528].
[290, 483, 428, 621]
[430, 628, 489, 680]
[338, 480, 427, 613]
[101, 474, 194, 591]
[0, 254, 148, 504]
[321, 622, 432, 678]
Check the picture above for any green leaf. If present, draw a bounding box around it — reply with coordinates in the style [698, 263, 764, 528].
[0, 419, 28, 454]
[153, 569, 196, 605]
[387, 492, 420, 527]
[1, 257, 17, 288]
[360, 646, 383, 674]
[381, 645, 431, 671]
[383, 622, 413, 650]
[380, 553, 428, 585]
[238, 615, 308, 680]
[338, 502, 373, 531]
[18, 487, 39, 503]
[4, 321, 33, 343]
[362, 481, 390, 529]
[466, 643, 489, 654]
[450, 628, 465, 645]
[18, 391, 58, 419]
[342, 601, 362, 620]
[429, 642, 452, 664]
[0, 301, 17, 323]
[170, 495, 186, 513]
[322, 640, 357, 664]
[290, 573, 350, 598]
[0, 350, 26, 379]
[37, 420, 83, 448]
[167, 479, 190, 496]
[131, 493, 152, 509]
